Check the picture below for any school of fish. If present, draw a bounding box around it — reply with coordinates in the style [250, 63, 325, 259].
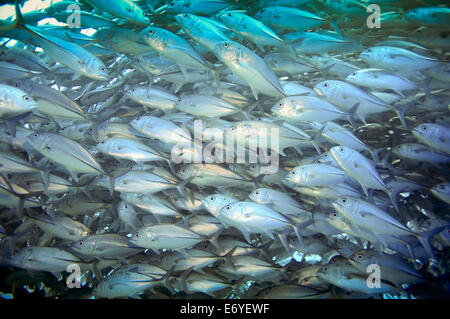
[0, 0, 449, 299]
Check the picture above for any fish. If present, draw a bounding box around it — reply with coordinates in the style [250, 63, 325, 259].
[329, 145, 397, 206]
[175, 13, 230, 52]
[141, 26, 215, 80]
[26, 132, 107, 177]
[218, 12, 284, 52]
[71, 233, 143, 259]
[345, 68, 419, 97]
[0, 83, 37, 118]
[86, 0, 149, 26]
[412, 123, 450, 155]
[213, 40, 286, 99]
[25, 213, 91, 242]
[129, 224, 208, 252]
[254, 6, 327, 32]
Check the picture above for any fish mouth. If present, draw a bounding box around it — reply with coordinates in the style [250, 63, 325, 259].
[313, 87, 323, 96]
[331, 202, 340, 211]
[127, 243, 145, 249]
[271, 106, 281, 113]
[411, 128, 422, 136]
[95, 75, 110, 81]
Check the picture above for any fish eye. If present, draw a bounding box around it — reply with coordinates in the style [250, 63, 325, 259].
[251, 165, 255, 169]
[357, 254, 362, 259]
[439, 184, 446, 190]
[323, 266, 328, 271]
[259, 9, 264, 14]
[224, 43, 229, 48]
[149, 30, 154, 35]
[100, 66, 106, 72]
[210, 196, 215, 201]
[367, 49, 372, 53]
[323, 83, 328, 88]
[134, 232, 140, 238]
[226, 205, 231, 210]
[183, 14, 188, 18]
[351, 72, 356, 76]
[339, 147, 344, 152]
[421, 126, 427, 131]
[178, 97, 182, 102]
[79, 241, 83, 246]
[341, 198, 346, 203]
[227, 13, 231, 17]
[291, 171, 296, 175]
[255, 191, 259, 195]
[136, 58, 141, 63]
[124, 204, 128, 208]
[33, 133, 38, 137]
[23, 95, 30, 101]
[332, 213, 337, 217]
[278, 103, 282, 106]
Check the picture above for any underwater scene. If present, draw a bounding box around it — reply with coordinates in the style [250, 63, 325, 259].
[0, 0, 449, 300]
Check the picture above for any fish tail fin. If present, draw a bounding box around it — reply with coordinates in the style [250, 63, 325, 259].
[242, 100, 260, 120]
[88, 260, 102, 280]
[277, 231, 292, 255]
[288, 43, 299, 62]
[385, 187, 400, 213]
[212, 68, 221, 89]
[369, 147, 383, 165]
[415, 226, 445, 258]
[222, 246, 237, 270]
[421, 77, 441, 102]
[381, 151, 406, 176]
[162, 265, 176, 295]
[13, 0, 25, 27]
[346, 102, 360, 130]
[292, 219, 313, 249]
[176, 175, 195, 199]
[179, 266, 194, 294]
[393, 99, 415, 130]
[106, 174, 116, 198]
[208, 227, 224, 252]
[311, 124, 325, 155]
